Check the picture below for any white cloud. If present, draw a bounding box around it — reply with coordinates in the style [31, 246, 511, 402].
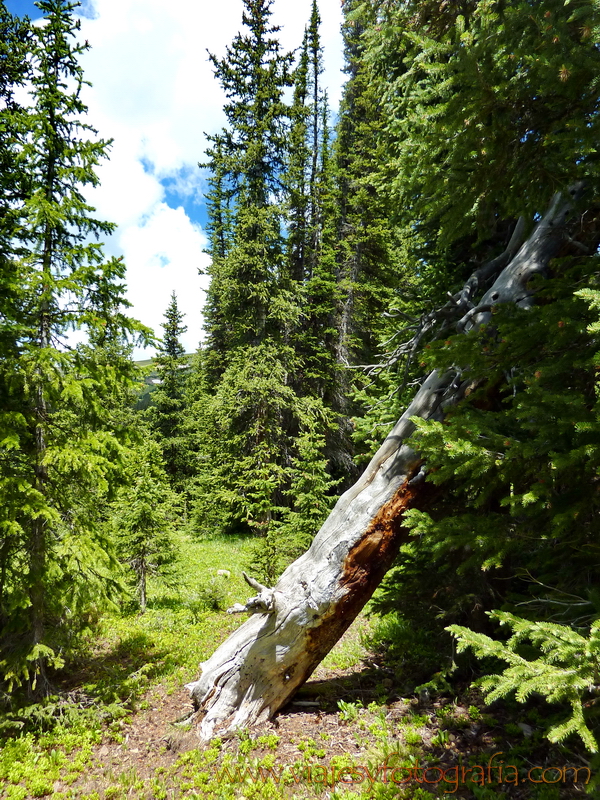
[76, 0, 345, 357]
[119, 204, 210, 356]
[92, 139, 164, 230]
[81, 0, 343, 172]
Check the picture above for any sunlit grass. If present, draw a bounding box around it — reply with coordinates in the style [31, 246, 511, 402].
[319, 616, 371, 672]
[0, 532, 566, 800]
[0, 533, 256, 800]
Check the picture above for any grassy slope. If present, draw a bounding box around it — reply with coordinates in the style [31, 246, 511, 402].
[0, 536, 592, 799]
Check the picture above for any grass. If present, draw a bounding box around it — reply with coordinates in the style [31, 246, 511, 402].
[319, 616, 370, 673]
[0, 533, 254, 800]
[0, 534, 592, 799]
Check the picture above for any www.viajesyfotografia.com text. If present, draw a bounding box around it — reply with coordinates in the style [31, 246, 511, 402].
[215, 752, 591, 794]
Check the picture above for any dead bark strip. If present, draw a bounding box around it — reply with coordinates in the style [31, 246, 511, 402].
[185, 184, 586, 741]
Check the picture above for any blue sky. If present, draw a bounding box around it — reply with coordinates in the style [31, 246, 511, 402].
[5, 0, 345, 357]
[6, 0, 42, 17]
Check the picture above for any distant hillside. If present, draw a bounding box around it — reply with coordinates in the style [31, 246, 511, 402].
[133, 354, 194, 409]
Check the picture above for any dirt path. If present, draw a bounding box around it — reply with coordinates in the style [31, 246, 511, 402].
[62, 624, 588, 799]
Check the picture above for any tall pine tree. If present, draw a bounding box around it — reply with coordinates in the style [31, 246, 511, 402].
[285, 5, 355, 484]
[0, 0, 147, 691]
[150, 292, 190, 494]
[202, 0, 295, 373]
[191, 0, 340, 582]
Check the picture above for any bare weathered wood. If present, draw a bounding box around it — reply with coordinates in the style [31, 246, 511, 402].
[185, 185, 585, 741]
[186, 369, 453, 740]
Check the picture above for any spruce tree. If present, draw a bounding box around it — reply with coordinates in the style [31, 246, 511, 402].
[150, 292, 190, 493]
[306, 0, 321, 233]
[450, 612, 600, 752]
[0, 0, 147, 691]
[308, 0, 421, 483]
[286, 0, 324, 286]
[111, 437, 179, 613]
[282, 3, 357, 487]
[0, 3, 30, 339]
[190, 0, 341, 582]
[334, 0, 400, 369]
[194, 0, 295, 524]
[202, 0, 295, 372]
[358, 0, 600, 696]
[285, 28, 310, 286]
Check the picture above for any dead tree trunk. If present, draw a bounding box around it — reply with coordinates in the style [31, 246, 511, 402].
[185, 184, 586, 741]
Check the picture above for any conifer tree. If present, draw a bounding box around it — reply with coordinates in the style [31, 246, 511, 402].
[303, 0, 419, 483]
[334, 0, 399, 369]
[450, 612, 600, 752]
[150, 292, 190, 493]
[286, 2, 337, 363]
[358, 0, 600, 693]
[0, 3, 30, 332]
[190, 0, 342, 582]
[306, 0, 322, 233]
[0, 3, 29, 219]
[202, 135, 234, 263]
[286, 0, 324, 285]
[0, 0, 147, 690]
[111, 437, 179, 613]
[286, 28, 310, 286]
[202, 0, 295, 371]
[281, 3, 356, 486]
[194, 1, 295, 507]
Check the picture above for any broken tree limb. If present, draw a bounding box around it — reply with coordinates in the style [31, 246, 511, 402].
[185, 185, 587, 741]
[226, 572, 276, 615]
[365, 214, 529, 378]
[458, 182, 587, 330]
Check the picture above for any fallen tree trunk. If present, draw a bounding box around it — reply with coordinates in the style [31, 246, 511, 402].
[185, 184, 586, 741]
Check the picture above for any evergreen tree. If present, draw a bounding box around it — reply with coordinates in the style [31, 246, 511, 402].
[306, 0, 322, 250]
[283, 2, 361, 486]
[191, 0, 312, 574]
[111, 438, 179, 613]
[285, 28, 310, 286]
[150, 292, 190, 493]
[309, 0, 424, 484]
[358, 0, 600, 701]
[0, 3, 30, 347]
[193, 0, 403, 580]
[202, 0, 295, 375]
[270, 396, 340, 568]
[286, 0, 325, 286]
[0, 0, 147, 691]
[287, 4, 338, 386]
[202, 135, 234, 263]
[209, 0, 292, 210]
[0, 3, 29, 231]
[334, 0, 398, 370]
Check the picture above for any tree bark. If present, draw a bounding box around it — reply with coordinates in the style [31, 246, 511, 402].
[185, 184, 586, 741]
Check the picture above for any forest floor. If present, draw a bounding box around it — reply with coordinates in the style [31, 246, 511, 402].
[0, 535, 593, 799]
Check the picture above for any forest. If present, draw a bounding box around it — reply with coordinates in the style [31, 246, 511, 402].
[2, 0, 600, 797]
